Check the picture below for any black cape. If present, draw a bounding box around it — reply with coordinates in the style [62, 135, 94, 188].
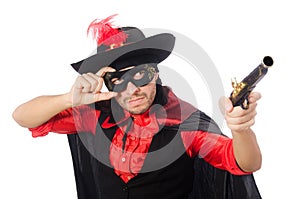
[67, 109, 262, 199]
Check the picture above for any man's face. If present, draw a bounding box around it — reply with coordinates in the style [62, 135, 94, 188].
[111, 66, 158, 115]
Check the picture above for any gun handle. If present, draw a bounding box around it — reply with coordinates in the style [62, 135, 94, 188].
[230, 90, 251, 110]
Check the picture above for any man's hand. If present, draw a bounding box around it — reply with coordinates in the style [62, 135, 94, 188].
[219, 92, 261, 134]
[70, 67, 118, 107]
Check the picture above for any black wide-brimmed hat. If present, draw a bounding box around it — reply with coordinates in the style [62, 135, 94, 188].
[71, 15, 175, 74]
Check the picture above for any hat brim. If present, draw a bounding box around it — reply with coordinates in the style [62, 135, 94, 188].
[71, 33, 175, 74]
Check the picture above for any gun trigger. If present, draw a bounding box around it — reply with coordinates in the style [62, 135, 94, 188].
[241, 98, 249, 110]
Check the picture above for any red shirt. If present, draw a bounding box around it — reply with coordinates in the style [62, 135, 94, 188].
[29, 91, 250, 183]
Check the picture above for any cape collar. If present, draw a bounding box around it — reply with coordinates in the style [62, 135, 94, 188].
[101, 87, 198, 129]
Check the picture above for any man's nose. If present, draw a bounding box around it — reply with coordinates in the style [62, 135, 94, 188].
[126, 81, 139, 95]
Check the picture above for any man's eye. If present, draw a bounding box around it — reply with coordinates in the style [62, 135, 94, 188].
[133, 70, 145, 80]
[111, 78, 124, 85]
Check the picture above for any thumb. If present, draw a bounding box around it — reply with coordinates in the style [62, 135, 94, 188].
[219, 96, 233, 115]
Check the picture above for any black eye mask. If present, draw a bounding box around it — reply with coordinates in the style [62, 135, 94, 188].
[103, 64, 157, 92]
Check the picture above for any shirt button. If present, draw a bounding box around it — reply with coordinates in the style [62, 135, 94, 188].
[130, 136, 136, 140]
[121, 157, 126, 162]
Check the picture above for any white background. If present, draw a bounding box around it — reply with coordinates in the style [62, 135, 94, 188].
[1, 0, 299, 198]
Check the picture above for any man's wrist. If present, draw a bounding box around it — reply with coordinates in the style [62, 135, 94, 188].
[61, 93, 74, 109]
[231, 128, 254, 137]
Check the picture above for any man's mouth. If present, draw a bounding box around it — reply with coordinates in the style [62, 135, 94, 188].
[128, 96, 145, 106]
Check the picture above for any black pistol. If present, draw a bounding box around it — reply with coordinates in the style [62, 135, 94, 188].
[229, 56, 273, 109]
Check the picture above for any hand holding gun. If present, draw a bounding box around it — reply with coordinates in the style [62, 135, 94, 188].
[229, 56, 273, 109]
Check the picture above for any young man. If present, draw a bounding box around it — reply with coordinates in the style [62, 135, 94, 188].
[13, 15, 262, 199]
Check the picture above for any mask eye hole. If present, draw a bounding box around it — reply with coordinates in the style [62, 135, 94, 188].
[133, 70, 146, 80]
[111, 78, 124, 85]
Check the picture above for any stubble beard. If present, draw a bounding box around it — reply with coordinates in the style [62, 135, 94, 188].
[122, 90, 156, 115]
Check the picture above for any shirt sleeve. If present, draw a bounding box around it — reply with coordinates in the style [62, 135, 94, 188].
[29, 105, 100, 138]
[181, 131, 251, 175]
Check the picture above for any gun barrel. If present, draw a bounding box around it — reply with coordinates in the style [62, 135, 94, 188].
[230, 56, 273, 109]
[262, 56, 273, 68]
